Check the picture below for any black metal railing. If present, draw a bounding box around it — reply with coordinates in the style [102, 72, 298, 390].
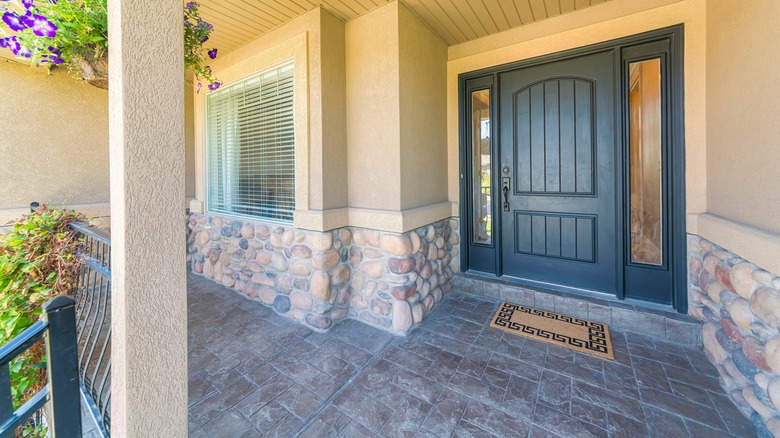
[0, 296, 82, 437]
[70, 222, 111, 435]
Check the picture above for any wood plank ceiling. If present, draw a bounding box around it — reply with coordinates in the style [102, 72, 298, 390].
[196, 0, 612, 54]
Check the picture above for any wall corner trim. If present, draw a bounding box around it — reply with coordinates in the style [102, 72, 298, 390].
[689, 212, 780, 276]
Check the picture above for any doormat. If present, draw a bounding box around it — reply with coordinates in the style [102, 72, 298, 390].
[490, 302, 614, 360]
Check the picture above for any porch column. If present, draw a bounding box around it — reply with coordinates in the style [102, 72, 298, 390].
[108, 0, 187, 436]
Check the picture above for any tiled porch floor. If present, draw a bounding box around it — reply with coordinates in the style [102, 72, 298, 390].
[187, 273, 755, 437]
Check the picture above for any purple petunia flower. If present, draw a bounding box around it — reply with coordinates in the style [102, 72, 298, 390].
[20, 9, 35, 26]
[31, 14, 57, 37]
[15, 44, 31, 58]
[196, 82, 202, 94]
[200, 36, 208, 43]
[2, 11, 26, 31]
[208, 48, 217, 59]
[185, 2, 199, 12]
[48, 54, 64, 64]
[208, 81, 221, 91]
[0, 37, 11, 49]
[21, 0, 33, 9]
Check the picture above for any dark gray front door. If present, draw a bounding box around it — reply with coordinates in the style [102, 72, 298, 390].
[499, 51, 618, 294]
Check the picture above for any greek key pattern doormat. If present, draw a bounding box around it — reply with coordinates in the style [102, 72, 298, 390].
[490, 302, 614, 360]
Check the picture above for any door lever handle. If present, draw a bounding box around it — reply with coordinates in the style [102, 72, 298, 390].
[502, 177, 511, 212]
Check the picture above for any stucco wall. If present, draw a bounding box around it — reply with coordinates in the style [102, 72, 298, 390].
[706, 1, 780, 235]
[398, 3, 448, 211]
[192, 8, 350, 232]
[0, 61, 109, 222]
[0, 59, 196, 225]
[346, 4, 402, 212]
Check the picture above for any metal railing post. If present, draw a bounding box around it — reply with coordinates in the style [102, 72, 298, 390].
[0, 364, 11, 422]
[43, 296, 82, 438]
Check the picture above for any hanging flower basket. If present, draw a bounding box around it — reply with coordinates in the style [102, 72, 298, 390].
[0, 0, 220, 91]
[73, 51, 108, 90]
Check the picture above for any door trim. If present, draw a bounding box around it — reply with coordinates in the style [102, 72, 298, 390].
[458, 25, 686, 313]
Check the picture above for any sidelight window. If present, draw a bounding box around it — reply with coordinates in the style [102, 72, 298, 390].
[471, 89, 492, 245]
[628, 58, 663, 265]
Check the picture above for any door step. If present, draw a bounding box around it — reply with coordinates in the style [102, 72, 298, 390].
[452, 273, 701, 347]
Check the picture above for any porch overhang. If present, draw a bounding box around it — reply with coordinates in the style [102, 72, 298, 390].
[197, 0, 614, 55]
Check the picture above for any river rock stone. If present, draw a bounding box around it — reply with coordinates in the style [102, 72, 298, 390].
[733, 350, 760, 379]
[743, 386, 773, 420]
[715, 262, 737, 294]
[743, 336, 772, 371]
[306, 314, 332, 330]
[311, 271, 331, 302]
[717, 329, 740, 353]
[751, 322, 776, 342]
[362, 261, 384, 279]
[766, 336, 780, 373]
[722, 318, 745, 344]
[388, 257, 415, 274]
[729, 298, 754, 330]
[412, 303, 425, 324]
[768, 378, 780, 413]
[313, 251, 340, 270]
[364, 230, 380, 247]
[754, 270, 775, 286]
[731, 262, 756, 299]
[277, 273, 293, 294]
[703, 322, 728, 364]
[240, 223, 254, 238]
[392, 300, 413, 333]
[380, 234, 413, 256]
[391, 284, 417, 301]
[290, 291, 312, 311]
[252, 274, 274, 287]
[751, 287, 780, 328]
[290, 260, 312, 276]
[370, 298, 391, 316]
[270, 253, 288, 271]
[306, 232, 333, 252]
[291, 245, 312, 259]
[255, 224, 270, 239]
[331, 266, 350, 286]
[257, 286, 275, 305]
[274, 295, 291, 313]
[351, 294, 368, 310]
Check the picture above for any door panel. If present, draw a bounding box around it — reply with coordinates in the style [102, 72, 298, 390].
[500, 51, 617, 294]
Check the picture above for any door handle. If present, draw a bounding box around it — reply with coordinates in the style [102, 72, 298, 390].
[502, 177, 511, 212]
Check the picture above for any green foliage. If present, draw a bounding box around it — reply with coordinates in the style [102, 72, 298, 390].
[15, 0, 108, 67]
[2, 0, 219, 87]
[0, 207, 85, 411]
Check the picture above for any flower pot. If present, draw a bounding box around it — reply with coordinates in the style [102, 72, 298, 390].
[74, 52, 108, 90]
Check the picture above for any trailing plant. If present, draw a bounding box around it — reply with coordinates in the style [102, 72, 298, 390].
[0, 206, 85, 435]
[0, 0, 220, 90]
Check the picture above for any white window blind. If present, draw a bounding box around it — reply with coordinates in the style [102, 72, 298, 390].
[206, 63, 295, 222]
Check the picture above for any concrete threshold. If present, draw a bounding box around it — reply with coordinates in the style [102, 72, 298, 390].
[452, 273, 702, 347]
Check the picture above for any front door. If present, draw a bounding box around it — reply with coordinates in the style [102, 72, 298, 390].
[499, 51, 618, 294]
[461, 27, 685, 310]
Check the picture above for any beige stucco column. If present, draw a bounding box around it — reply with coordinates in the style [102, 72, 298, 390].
[108, 0, 187, 436]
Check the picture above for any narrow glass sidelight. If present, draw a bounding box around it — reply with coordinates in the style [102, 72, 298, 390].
[628, 58, 663, 265]
[471, 89, 492, 245]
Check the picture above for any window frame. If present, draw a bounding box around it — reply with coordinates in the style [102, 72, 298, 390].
[204, 61, 297, 225]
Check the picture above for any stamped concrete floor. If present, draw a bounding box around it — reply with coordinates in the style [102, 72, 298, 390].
[187, 273, 755, 438]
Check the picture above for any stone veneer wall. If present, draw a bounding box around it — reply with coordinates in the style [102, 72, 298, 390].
[689, 234, 780, 437]
[187, 214, 459, 334]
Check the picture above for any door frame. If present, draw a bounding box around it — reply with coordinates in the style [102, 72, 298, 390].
[458, 25, 687, 313]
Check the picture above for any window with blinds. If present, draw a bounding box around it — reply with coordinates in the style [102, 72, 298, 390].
[206, 62, 295, 223]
